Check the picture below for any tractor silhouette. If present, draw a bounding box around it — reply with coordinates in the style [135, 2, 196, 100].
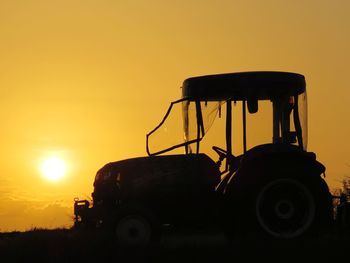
[74, 71, 333, 244]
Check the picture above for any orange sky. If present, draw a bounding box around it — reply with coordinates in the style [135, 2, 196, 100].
[0, 0, 349, 231]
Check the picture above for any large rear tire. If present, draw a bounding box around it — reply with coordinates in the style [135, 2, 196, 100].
[255, 178, 316, 239]
[223, 175, 333, 240]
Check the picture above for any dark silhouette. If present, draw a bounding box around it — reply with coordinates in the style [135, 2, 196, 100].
[74, 71, 335, 245]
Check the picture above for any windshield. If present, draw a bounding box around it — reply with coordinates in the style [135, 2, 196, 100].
[146, 90, 308, 156]
[146, 99, 222, 156]
[183, 101, 222, 153]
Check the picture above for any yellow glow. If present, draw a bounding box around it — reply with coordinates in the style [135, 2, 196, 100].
[0, 0, 348, 232]
[40, 157, 66, 182]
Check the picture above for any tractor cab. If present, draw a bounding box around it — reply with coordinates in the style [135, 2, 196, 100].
[147, 71, 308, 174]
[146, 72, 332, 240]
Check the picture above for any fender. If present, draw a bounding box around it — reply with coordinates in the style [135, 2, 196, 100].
[225, 144, 325, 196]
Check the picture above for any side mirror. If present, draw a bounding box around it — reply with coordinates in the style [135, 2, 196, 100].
[247, 99, 258, 113]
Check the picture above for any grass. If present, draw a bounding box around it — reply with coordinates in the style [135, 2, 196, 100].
[1, 227, 350, 263]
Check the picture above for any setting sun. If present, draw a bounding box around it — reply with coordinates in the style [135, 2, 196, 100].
[40, 157, 67, 182]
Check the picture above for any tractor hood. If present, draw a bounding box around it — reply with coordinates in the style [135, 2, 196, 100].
[93, 154, 220, 200]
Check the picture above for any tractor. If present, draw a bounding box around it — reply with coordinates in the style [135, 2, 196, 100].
[74, 71, 333, 244]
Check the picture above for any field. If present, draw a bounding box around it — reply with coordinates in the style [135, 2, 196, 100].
[1, 227, 349, 263]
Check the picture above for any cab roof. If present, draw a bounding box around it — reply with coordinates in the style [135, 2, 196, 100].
[182, 71, 306, 101]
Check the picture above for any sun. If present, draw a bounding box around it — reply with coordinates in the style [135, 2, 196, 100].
[40, 157, 66, 182]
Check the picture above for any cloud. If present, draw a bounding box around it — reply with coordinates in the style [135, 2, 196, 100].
[0, 177, 78, 231]
[26, 203, 73, 230]
[0, 198, 73, 232]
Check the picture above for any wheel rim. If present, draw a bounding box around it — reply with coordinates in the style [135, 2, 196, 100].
[116, 215, 152, 244]
[256, 178, 315, 239]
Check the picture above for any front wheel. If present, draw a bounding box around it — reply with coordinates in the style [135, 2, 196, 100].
[115, 214, 153, 245]
[114, 206, 160, 245]
[255, 178, 316, 239]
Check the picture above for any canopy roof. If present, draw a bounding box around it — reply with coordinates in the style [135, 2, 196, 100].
[182, 71, 306, 101]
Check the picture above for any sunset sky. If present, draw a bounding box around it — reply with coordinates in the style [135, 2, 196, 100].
[0, 0, 349, 231]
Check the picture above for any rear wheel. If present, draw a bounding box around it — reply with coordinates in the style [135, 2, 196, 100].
[223, 174, 332, 240]
[255, 178, 315, 239]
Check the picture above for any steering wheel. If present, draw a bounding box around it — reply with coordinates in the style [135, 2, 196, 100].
[212, 146, 228, 161]
[212, 146, 239, 172]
